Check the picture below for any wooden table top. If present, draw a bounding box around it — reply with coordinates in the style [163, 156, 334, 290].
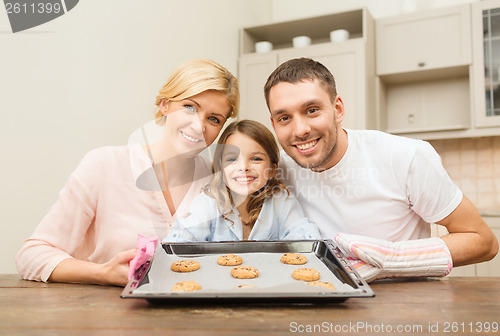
[1, 274, 499, 335]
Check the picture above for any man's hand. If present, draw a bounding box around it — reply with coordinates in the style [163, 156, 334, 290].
[344, 256, 381, 283]
[335, 233, 453, 282]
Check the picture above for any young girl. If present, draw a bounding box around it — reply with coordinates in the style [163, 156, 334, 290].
[164, 120, 320, 242]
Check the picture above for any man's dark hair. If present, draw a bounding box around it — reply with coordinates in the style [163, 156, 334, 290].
[264, 58, 337, 107]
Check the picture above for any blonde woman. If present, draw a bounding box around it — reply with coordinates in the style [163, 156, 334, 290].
[16, 59, 239, 286]
[164, 120, 320, 242]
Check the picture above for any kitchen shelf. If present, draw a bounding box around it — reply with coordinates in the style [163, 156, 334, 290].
[240, 9, 364, 54]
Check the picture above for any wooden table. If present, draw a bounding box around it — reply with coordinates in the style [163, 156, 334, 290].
[1, 274, 499, 335]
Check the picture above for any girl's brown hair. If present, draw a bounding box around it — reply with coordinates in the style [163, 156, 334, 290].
[204, 120, 288, 226]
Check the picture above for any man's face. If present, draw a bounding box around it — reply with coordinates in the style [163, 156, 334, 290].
[268, 80, 343, 171]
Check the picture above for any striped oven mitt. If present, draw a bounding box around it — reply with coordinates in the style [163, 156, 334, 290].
[335, 233, 453, 283]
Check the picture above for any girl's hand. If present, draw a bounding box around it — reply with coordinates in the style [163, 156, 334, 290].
[100, 249, 137, 287]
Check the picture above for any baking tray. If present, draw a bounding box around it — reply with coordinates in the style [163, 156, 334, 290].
[121, 240, 374, 303]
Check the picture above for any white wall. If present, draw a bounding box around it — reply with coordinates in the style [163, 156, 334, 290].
[0, 0, 271, 274]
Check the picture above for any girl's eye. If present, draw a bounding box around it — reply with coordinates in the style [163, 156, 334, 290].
[251, 157, 263, 162]
[225, 157, 237, 163]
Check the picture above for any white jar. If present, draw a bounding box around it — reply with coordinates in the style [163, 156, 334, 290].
[292, 36, 311, 48]
[255, 41, 273, 53]
[330, 29, 349, 43]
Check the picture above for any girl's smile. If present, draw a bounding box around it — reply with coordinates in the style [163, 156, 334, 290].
[221, 132, 276, 201]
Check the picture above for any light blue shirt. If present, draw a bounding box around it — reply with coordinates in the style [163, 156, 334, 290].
[163, 189, 320, 242]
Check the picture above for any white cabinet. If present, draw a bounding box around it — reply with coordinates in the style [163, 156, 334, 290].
[238, 53, 278, 132]
[376, 4, 474, 138]
[472, 0, 500, 128]
[238, 8, 376, 132]
[382, 77, 471, 134]
[377, 5, 471, 75]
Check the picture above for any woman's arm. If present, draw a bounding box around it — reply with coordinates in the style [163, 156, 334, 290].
[48, 249, 137, 286]
[16, 149, 103, 283]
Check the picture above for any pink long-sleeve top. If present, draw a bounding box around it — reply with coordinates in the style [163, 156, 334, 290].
[15, 144, 211, 282]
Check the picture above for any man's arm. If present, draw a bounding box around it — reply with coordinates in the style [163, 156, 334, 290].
[438, 195, 498, 267]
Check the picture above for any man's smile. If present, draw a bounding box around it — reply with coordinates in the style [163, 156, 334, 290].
[294, 138, 319, 154]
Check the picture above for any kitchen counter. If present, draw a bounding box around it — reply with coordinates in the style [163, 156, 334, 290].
[1, 274, 499, 335]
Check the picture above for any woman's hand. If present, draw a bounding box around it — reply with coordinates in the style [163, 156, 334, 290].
[100, 249, 137, 286]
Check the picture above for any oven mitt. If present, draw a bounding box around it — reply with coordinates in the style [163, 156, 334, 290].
[335, 233, 453, 282]
[128, 235, 158, 281]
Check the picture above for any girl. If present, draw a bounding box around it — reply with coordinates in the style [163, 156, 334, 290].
[164, 120, 320, 242]
[16, 59, 239, 286]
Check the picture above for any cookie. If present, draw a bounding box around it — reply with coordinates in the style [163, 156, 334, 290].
[231, 266, 259, 279]
[171, 260, 200, 272]
[280, 253, 308, 265]
[217, 254, 243, 266]
[307, 281, 335, 290]
[292, 268, 320, 281]
[171, 281, 202, 292]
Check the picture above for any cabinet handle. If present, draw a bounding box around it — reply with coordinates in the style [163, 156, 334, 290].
[418, 62, 426, 67]
[408, 114, 415, 124]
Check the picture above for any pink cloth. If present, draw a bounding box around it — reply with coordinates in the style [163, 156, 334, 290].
[15, 145, 210, 282]
[128, 235, 158, 280]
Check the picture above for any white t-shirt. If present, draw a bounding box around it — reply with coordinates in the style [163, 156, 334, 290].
[278, 129, 463, 241]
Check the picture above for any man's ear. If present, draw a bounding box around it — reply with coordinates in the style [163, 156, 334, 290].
[334, 96, 345, 124]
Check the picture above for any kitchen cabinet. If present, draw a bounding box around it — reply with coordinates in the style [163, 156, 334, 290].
[381, 77, 471, 134]
[238, 53, 278, 132]
[238, 8, 376, 132]
[376, 4, 473, 138]
[472, 0, 500, 128]
[377, 5, 471, 75]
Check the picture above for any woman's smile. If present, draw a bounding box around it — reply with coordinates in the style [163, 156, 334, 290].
[180, 130, 203, 144]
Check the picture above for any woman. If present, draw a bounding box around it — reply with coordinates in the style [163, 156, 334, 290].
[15, 59, 239, 286]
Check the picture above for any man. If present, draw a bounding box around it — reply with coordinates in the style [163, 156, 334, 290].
[264, 58, 498, 282]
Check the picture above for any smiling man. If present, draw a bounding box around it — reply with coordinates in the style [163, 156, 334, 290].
[264, 58, 498, 282]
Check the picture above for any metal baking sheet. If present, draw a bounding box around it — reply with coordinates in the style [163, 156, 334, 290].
[121, 240, 375, 302]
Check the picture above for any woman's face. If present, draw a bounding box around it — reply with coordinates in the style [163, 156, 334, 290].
[161, 90, 231, 157]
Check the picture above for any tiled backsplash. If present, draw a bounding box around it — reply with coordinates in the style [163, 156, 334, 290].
[429, 136, 500, 212]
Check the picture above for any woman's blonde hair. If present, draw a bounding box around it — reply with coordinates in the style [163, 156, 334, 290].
[154, 59, 239, 123]
[204, 120, 288, 226]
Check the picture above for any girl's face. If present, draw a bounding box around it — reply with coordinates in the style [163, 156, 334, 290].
[221, 132, 276, 201]
[161, 90, 231, 157]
